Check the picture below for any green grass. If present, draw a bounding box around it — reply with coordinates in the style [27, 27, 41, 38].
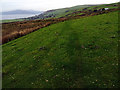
[1, 19, 24, 23]
[2, 11, 119, 88]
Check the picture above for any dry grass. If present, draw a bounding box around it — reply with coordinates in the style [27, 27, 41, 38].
[2, 19, 66, 44]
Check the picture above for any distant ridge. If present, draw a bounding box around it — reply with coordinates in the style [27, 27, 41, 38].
[2, 10, 44, 15]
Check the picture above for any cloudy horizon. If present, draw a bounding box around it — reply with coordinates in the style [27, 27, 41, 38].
[1, 0, 119, 12]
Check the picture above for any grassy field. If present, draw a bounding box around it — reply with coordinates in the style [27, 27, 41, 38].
[1, 19, 24, 23]
[2, 11, 119, 88]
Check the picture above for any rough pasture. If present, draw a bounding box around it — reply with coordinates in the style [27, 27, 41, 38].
[2, 11, 119, 88]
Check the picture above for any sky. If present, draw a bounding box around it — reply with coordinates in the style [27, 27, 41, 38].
[0, 0, 119, 12]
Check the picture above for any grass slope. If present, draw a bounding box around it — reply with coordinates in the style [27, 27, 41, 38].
[3, 11, 119, 88]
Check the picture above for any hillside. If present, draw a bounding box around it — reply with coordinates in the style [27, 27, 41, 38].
[2, 11, 119, 88]
[26, 3, 118, 20]
[25, 5, 97, 20]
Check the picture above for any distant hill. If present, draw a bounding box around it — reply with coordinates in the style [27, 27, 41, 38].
[2, 10, 44, 15]
[25, 4, 99, 20]
[25, 3, 118, 20]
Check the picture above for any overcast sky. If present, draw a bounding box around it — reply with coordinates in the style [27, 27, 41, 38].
[1, 0, 119, 12]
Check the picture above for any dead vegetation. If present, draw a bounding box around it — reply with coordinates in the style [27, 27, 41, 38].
[2, 18, 67, 44]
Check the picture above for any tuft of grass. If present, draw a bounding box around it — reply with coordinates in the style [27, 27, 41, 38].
[2, 11, 119, 88]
